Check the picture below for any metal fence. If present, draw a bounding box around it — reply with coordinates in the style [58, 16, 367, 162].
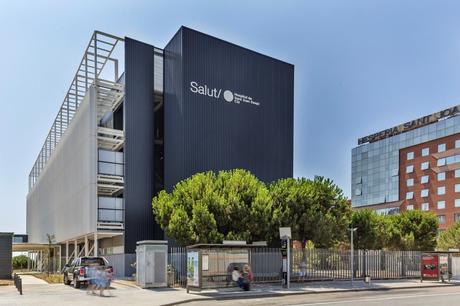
[168, 247, 187, 287]
[167, 247, 422, 288]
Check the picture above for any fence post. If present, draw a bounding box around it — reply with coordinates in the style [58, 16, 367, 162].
[401, 251, 406, 277]
[361, 250, 367, 278]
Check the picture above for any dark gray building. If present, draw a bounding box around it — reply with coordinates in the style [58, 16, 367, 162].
[0, 233, 13, 279]
[27, 27, 294, 276]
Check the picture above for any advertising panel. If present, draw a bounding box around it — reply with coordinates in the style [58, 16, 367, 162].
[187, 251, 200, 287]
[421, 254, 438, 279]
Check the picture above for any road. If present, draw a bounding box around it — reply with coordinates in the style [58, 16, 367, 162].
[187, 286, 460, 306]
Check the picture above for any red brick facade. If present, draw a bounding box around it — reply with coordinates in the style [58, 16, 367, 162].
[399, 133, 460, 229]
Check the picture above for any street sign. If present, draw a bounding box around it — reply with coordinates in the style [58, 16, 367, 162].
[279, 227, 291, 239]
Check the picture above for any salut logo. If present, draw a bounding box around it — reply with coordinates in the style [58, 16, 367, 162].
[189, 81, 259, 106]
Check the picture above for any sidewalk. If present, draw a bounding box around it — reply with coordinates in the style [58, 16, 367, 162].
[162, 279, 460, 305]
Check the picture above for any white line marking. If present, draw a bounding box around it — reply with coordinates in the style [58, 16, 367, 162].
[290, 292, 460, 306]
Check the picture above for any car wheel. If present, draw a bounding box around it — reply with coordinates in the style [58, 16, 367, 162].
[64, 274, 71, 285]
[73, 275, 81, 288]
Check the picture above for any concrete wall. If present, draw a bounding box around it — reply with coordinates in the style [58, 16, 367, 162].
[27, 88, 98, 243]
[0, 233, 12, 279]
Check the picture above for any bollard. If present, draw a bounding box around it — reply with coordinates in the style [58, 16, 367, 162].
[18, 277, 22, 295]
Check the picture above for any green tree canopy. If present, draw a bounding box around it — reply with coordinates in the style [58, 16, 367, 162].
[12, 255, 28, 270]
[438, 221, 460, 250]
[350, 209, 385, 250]
[350, 210, 438, 251]
[270, 176, 352, 248]
[152, 169, 273, 246]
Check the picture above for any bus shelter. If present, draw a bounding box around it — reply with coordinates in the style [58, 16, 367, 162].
[421, 251, 460, 282]
[186, 243, 262, 291]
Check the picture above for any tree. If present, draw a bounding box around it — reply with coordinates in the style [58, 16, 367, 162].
[376, 211, 438, 251]
[12, 255, 28, 270]
[438, 221, 460, 250]
[46, 233, 55, 275]
[152, 169, 273, 246]
[350, 209, 385, 250]
[270, 176, 352, 249]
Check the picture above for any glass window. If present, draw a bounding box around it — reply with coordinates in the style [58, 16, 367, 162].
[406, 165, 414, 173]
[438, 143, 446, 152]
[438, 186, 446, 195]
[455, 213, 460, 222]
[406, 178, 414, 187]
[421, 175, 429, 184]
[407, 152, 414, 160]
[421, 161, 429, 170]
[406, 204, 414, 211]
[421, 203, 429, 211]
[438, 172, 446, 181]
[456, 199, 460, 207]
[456, 169, 460, 178]
[456, 184, 460, 192]
[422, 147, 430, 156]
[421, 189, 429, 197]
[406, 192, 414, 200]
[438, 215, 446, 224]
[437, 158, 446, 166]
[456, 140, 460, 149]
[437, 201, 446, 209]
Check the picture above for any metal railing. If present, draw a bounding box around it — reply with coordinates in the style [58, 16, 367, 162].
[167, 247, 422, 288]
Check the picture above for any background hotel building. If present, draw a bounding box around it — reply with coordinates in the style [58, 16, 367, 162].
[352, 105, 460, 229]
[26, 27, 294, 275]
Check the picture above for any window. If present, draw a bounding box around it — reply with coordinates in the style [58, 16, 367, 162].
[421, 189, 429, 197]
[422, 147, 430, 156]
[456, 199, 460, 208]
[406, 178, 414, 187]
[456, 140, 460, 149]
[437, 158, 446, 166]
[407, 152, 414, 160]
[421, 175, 429, 184]
[455, 213, 460, 222]
[456, 169, 460, 178]
[438, 143, 446, 152]
[438, 186, 446, 195]
[438, 172, 446, 181]
[421, 203, 429, 211]
[421, 161, 429, 170]
[406, 204, 414, 211]
[406, 192, 414, 200]
[438, 215, 446, 224]
[406, 165, 414, 173]
[456, 184, 460, 192]
[437, 201, 446, 209]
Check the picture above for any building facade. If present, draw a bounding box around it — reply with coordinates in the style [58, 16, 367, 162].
[26, 27, 294, 275]
[352, 105, 460, 229]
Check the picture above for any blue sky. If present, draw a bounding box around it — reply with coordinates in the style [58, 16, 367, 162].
[1, 0, 460, 233]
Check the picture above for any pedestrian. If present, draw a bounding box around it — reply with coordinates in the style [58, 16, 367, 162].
[86, 265, 97, 295]
[232, 266, 242, 288]
[241, 264, 253, 291]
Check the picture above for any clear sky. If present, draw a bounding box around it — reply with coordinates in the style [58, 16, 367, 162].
[1, 0, 460, 233]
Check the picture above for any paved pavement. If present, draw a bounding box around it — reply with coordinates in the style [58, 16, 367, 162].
[0, 277, 457, 305]
[187, 286, 460, 305]
[19, 275, 48, 285]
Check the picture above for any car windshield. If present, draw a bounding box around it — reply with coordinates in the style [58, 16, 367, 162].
[81, 258, 105, 266]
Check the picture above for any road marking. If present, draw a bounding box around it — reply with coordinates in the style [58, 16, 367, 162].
[290, 291, 460, 306]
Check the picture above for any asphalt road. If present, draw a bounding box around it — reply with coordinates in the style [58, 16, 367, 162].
[187, 286, 460, 306]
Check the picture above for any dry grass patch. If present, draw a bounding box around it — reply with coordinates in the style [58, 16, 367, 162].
[0, 279, 13, 286]
[34, 273, 62, 284]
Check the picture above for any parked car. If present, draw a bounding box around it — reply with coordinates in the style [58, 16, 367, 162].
[63, 256, 112, 288]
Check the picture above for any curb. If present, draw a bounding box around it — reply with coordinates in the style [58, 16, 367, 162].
[112, 280, 143, 290]
[161, 283, 460, 306]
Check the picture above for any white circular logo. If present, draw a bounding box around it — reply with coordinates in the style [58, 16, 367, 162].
[223, 90, 234, 102]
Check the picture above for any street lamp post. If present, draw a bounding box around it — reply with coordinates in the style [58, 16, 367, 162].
[348, 227, 357, 287]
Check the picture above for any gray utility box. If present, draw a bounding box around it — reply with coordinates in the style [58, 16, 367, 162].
[136, 240, 167, 288]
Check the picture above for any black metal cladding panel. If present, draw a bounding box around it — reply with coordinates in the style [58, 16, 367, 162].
[0, 234, 12, 279]
[164, 27, 294, 192]
[124, 38, 162, 254]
